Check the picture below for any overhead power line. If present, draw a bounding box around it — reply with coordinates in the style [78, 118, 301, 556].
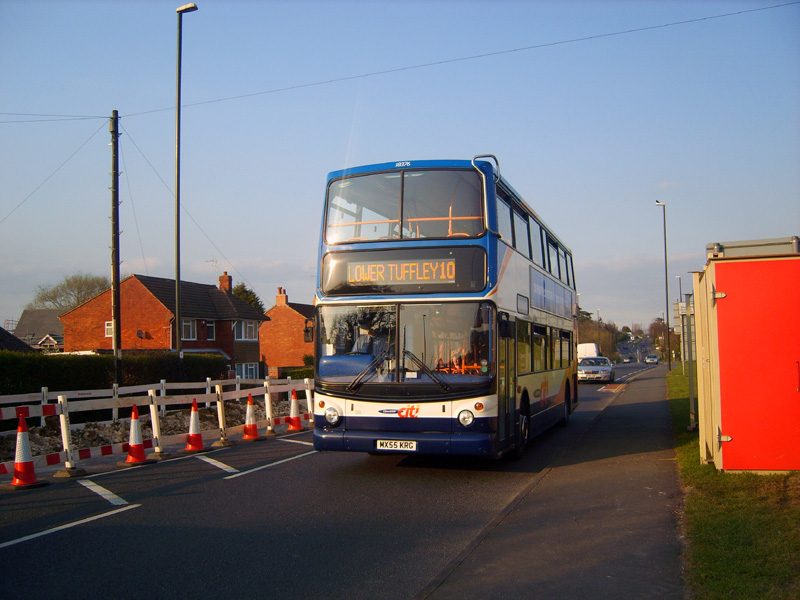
[0, 113, 106, 124]
[118, 123, 254, 290]
[127, 1, 800, 116]
[0, 120, 107, 226]
[2, 1, 796, 123]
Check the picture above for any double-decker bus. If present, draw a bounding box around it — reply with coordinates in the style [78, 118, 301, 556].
[312, 155, 577, 458]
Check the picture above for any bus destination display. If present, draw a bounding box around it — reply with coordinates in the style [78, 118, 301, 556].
[347, 258, 456, 286]
[322, 247, 486, 295]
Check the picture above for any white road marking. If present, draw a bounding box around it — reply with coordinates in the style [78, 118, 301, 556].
[279, 438, 314, 446]
[224, 450, 317, 480]
[78, 479, 129, 506]
[0, 504, 140, 550]
[196, 454, 239, 474]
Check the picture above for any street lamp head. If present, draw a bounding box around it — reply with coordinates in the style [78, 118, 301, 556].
[177, 3, 198, 13]
[655, 200, 665, 206]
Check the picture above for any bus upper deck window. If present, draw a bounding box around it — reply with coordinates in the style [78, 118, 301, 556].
[402, 170, 483, 239]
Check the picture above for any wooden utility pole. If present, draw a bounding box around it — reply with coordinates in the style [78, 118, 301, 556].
[110, 110, 122, 384]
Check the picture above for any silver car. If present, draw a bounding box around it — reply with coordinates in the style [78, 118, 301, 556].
[645, 355, 659, 364]
[577, 357, 616, 383]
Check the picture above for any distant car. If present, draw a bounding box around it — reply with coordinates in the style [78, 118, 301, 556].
[623, 356, 633, 363]
[578, 357, 616, 383]
[645, 355, 659, 364]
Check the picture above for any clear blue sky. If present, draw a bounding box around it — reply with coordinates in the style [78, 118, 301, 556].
[2, 0, 798, 331]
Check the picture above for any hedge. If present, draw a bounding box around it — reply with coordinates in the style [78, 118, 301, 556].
[0, 350, 229, 396]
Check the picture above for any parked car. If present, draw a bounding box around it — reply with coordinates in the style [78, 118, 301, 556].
[645, 355, 659, 364]
[578, 357, 616, 383]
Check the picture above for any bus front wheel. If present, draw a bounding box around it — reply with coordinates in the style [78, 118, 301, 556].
[511, 400, 530, 460]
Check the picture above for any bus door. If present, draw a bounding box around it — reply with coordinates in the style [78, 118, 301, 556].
[497, 316, 516, 446]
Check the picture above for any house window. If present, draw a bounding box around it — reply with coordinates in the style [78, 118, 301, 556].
[206, 320, 216, 341]
[104, 322, 113, 338]
[235, 362, 259, 379]
[182, 318, 197, 341]
[234, 320, 258, 341]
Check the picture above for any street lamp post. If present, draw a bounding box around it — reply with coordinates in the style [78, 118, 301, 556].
[676, 275, 684, 374]
[175, 2, 197, 358]
[655, 201, 672, 369]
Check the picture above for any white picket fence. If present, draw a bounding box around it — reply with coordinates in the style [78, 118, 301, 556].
[0, 377, 314, 475]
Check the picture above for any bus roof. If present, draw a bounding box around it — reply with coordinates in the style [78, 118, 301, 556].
[326, 158, 493, 181]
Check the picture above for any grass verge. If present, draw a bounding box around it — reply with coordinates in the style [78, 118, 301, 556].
[666, 366, 800, 599]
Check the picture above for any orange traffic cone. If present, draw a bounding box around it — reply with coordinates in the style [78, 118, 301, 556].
[119, 405, 156, 467]
[241, 393, 262, 441]
[9, 416, 49, 489]
[287, 390, 302, 431]
[183, 399, 207, 453]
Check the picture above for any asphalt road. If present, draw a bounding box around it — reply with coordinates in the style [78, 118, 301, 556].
[1, 363, 684, 600]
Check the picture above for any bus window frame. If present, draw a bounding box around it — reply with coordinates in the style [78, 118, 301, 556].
[496, 196, 514, 248]
[532, 324, 548, 372]
[517, 319, 532, 375]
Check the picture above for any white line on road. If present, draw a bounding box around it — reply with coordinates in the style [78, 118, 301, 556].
[78, 479, 129, 505]
[279, 438, 314, 446]
[0, 504, 140, 550]
[196, 454, 239, 474]
[223, 450, 317, 480]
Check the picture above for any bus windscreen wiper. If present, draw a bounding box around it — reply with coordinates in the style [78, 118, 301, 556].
[403, 350, 452, 392]
[347, 350, 388, 393]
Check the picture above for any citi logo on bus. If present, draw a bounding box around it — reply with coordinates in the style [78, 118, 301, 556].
[378, 405, 420, 418]
[399, 405, 420, 418]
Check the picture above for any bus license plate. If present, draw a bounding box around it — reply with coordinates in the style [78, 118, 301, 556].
[376, 440, 417, 451]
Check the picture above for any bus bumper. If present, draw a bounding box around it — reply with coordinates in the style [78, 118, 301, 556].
[313, 429, 498, 457]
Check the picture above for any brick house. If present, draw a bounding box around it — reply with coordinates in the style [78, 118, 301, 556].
[60, 272, 267, 377]
[259, 287, 314, 378]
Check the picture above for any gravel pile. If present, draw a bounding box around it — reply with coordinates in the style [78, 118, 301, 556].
[0, 398, 291, 462]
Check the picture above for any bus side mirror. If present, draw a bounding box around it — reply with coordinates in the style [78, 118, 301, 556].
[304, 319, 314, 343]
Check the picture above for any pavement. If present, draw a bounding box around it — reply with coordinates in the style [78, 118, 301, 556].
[420, 364, 687, 599]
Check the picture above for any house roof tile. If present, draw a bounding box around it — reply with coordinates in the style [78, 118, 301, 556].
[14, 309, 64, 345]
[134, 275, 267, 321]
[0, 327, 37, 353]
[287, 302, 314, 320]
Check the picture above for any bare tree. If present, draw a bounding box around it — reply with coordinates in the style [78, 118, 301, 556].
[27, 272, 110, 311]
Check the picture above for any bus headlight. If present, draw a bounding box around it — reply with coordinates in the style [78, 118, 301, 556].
[458, 410, 475, 427]
[324, 406, 341, 426]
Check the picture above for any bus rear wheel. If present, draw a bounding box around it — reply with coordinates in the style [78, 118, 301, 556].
[559, 388, 572, 428]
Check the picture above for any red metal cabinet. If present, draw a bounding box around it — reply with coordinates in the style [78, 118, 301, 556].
[695, 239, 800, 471]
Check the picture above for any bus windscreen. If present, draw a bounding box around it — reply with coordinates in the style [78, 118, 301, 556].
[325, 169, 484, 244]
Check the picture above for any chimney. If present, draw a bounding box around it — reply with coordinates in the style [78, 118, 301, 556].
[277, 286, 288, 306]
[219, 271, 233, 294]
